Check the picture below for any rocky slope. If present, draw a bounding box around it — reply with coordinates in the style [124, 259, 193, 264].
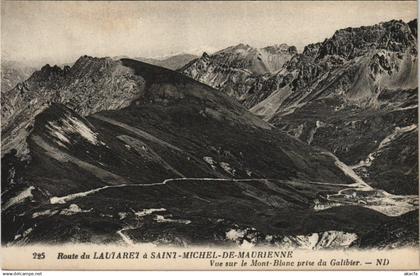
[3, 56, 416, 247]
[180, 44, 297, 107]
[249, 19, 418, 195]
[1, 56, 144, 157]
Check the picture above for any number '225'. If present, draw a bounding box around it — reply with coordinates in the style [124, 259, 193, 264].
[33, 252, 45, 259]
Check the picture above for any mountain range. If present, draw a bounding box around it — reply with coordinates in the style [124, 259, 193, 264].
[1, 19, 418, 248]
[182, 19, 418, 195]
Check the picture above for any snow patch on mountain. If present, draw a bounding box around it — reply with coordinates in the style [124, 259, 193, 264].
[154, 215, 191, 224]
[47, 115, 102, 146]
[220, 162, 236, 176]
[203, 156, 216, 170]
[3, 186, 35, 210]
[60, 204, 92, 216]
[135, 208, 166, 217]
[32, 209, 59, 218]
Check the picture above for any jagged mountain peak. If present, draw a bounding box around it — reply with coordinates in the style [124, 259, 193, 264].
[300, 19, 417, 62]
[29, 63, 68, 82]
[216, 43, 255, 54]
[302, 42, 323, 58]
[71, 55, 113, 68]
[330, 19, 411, 38]
[68, 55, 119, 80]
[316, 19, 417, 60]
[27, 55, 116, 84]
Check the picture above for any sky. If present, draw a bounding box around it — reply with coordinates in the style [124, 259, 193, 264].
[1, 1, 417, 66]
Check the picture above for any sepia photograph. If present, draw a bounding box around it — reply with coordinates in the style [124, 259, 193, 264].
[0, 0, 418, 271]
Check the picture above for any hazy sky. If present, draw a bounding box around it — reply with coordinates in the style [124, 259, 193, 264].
[1, 1, 417, 66]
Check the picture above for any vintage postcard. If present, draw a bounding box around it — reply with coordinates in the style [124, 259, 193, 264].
[1, 0, 418, 271]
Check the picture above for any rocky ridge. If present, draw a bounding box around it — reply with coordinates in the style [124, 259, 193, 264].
[180, 43, 297, 107]
[1, 56, 145, 157]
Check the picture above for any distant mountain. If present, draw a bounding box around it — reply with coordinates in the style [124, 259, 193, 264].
[1, 60, 36, 92]
[180, 44, 297, 107]
[134, 53, 198, 70]
[3, 55, 412, 247]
